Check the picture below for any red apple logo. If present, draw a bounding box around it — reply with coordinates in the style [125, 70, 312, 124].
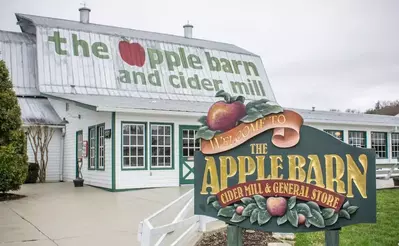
[206, 91, 246, 132]
[266, 197, 287, 217]
[118, 41, 145, 67]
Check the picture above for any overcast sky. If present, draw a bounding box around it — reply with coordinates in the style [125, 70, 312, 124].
[1, 0, 398, 112]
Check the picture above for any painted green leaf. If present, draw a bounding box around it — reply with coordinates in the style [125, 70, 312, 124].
[347, 206, 359, 215]
[240, 114, 262, 123]
[307, 201, 321, 213]
[258, 210, 272, 226]
[231, 95, 245, 103]
[288, 196, 296, 210]
[343, 200, 350, 209]
[242, 203, 258, 217]
[246, 107, 262, 116]
[325, 213, 339, 226]
[212, 201, 221, 210]
[287, 209, 298, 227]
[241, 197, 255, 205]
[322, 208, 335, 220]
[308, 208, 325, 228]
[296, 203, 312, 218]
[246, 98, 269, 110]
[258, 104, 284, 116]
[305, 220, 311, 228]
[217, 206, 235, 218]
[339, 209, 351, 220]
[207, 196, 216, 205]
[250, 208, 259, 224]
[215, 90, 231, 102]
[195, 126, 216, 140]
[277, 214, 288, 225]
[197, 116, 207, 126]
[234, 203, 240, 208]
[230, 213, 246, 223]
[254, 195, 267, 209]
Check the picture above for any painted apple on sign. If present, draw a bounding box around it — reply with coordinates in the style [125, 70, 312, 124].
[118, 41, 145, 67]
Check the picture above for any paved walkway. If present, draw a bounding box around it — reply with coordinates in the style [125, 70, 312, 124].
[0, 182, 192, 246]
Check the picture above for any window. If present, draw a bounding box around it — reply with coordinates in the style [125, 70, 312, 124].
[348, 131, 366, 148]
[182, 129, 200, 158]
[88, 126, 96, 170]
[324, 130, 343, 141]
[392, 133, 399, 159]
[97, 125, 105, 170]
[150, 124, 173, 169]
[122, 123, 146, 169]
[371, 132, 387, 158]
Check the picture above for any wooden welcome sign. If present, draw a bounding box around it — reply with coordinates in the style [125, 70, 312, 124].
[194, 90, 376, 236]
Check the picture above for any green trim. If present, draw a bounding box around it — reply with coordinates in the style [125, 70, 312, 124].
[96, 123, 106, 171]
[179, 125, 200, 185]
[323, 129, 344, 141]
[371, 131, 388, 159]
[75, 130, 83, 178]
[120, 121, 148, 171]
[391, 132, 399, 159]
[111, 112, 116, 191]
[149, 122, 174, 170]
[348, 130, 367, 148]
[88, 125, 96, 170]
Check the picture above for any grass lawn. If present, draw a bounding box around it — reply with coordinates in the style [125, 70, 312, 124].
[295, 189, 399, 246]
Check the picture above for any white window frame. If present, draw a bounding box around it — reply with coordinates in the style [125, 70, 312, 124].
[122, 122, 146, 170]
[97, 125, 105, 170]
[392, 133, 399, 159]
[88, 126, 96, 170]
[348, 131, 366, 148]
[150, 123, 173, 169]
[371, 132, 387, 159]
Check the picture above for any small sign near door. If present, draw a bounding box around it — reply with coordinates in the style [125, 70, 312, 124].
[82, 140, 88, 158]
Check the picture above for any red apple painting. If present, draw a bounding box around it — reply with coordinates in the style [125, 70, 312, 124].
[118, 40, 145, 67]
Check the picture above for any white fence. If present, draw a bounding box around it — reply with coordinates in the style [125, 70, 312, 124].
[137, 188, 216, 246]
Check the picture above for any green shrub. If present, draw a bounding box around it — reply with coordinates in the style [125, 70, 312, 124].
[0, 60, 28, 193]
[25, 162, 39, 184]
[0, 145, 28, 193]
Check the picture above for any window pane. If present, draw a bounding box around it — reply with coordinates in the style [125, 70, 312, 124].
[152, 147, 157, 155]
[165, 147, 171, 156]
[152, 157, 157, 165]
[183, 148, 189, 157]
[138, 157, 144, 166]
[158, 148, 164, 155]
[152, 127, 157, 135]
[138, 147, 144, 156]
[131, 125, 136, 134]
[189, 130, 194, 138]
[158, 157, 164, 166]
[123, 136, 129, 145]
[165, 136, 171, 145]
[131, 136, 136, 145]
[123, 125, 129, 134]
[123, 147, 129, 156]
[152, 136, 157, 145]
[189, 148, 194, 157]
[165, 126, 170, 135]
[159, 126, 164, 135]
[137, 125, 143, 134]
[138, 136, 143, 145]
[123, 157, 130, 166]
[159, 136, 164, 145]
[165, 157, 171, 166]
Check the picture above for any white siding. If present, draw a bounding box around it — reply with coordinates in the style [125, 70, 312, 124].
[26, 128, 62, 182]
[49, 98, 112, 188]
[115, 112, 200, 189]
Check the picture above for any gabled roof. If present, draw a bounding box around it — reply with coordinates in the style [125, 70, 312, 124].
[15, 13, 257, 56]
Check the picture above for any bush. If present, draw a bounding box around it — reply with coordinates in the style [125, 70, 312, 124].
[25, 162, 39, 184]
[0, 145, 28, 193]
[0, 60, 28, 193]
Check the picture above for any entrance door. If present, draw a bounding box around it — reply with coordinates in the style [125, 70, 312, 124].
[75, 131, 83, 178]
[179, 126, 200, 185]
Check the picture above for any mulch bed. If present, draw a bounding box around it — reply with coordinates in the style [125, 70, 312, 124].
[0, 193, 26, 202]
[195, 228, 280, 246]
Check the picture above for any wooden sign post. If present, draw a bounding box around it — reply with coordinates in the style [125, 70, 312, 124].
[194, 90, 376, 246]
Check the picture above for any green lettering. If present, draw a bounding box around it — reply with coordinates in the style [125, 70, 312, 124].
[132, 71, 146, 85]
[72, 34, 89, 57]
[169, 75, 180, 88]
[188, 54, 202, 69]
[230, 81, 249, 94]
[118, 70, 131, 83]
[232, 60, 242, 74]
[92, 42, 109, 59]
[187, 75, 200, 90]
[221, 58, 233, 73]
[148, 48, 164, 69]
[201, 79, 214, 91]
[213, 80, 223, 91]
[48, 31, 67, 55]
[178, 48, 188, 68]
[205, 52, 220, 71]
[148, 70, 161, 86]
[165, 50, 181, 71]
[243, 61, 259, 76]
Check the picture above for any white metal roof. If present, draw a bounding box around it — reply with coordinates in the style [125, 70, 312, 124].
[44, 93, 399, 127]
[15, 13, 256, 56]
[0, 30, 39, 96]
[18, 97, 64, 125]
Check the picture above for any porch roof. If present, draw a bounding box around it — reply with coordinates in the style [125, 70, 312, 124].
[18, 97, 64, 126]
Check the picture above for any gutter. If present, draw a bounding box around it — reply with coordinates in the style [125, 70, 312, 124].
[59, 127, 65, 181]
[96, 106, 205, 117]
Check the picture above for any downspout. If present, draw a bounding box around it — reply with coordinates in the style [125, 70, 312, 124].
[59, 126, 66, 181]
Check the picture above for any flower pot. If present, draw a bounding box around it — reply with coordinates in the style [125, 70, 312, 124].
[73, 179, 84, 187]
[393, 178, 399, 187]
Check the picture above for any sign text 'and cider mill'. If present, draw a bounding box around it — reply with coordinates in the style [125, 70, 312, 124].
[194, 90, 376, 232]
[46, 31, 268, 98]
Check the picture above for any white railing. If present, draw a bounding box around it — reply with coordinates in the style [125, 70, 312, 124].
[376, 162, 399, 179]
[137, 188, 216, 246]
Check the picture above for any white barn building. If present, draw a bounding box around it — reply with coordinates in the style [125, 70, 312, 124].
[1, 8, 398, 190]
